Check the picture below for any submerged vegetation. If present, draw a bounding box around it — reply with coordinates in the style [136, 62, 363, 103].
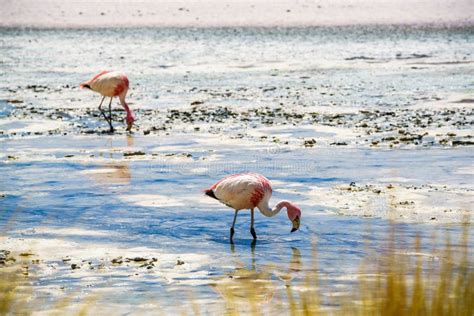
[1, 224, 472, 315]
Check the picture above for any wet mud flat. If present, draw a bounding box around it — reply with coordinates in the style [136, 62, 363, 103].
[1, 27, 473, 149]
[0, 26, 473, 312]
[2, 100, 474, 148]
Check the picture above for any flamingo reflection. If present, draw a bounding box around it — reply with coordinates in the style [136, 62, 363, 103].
[82, 136, 134, 186]
[210, 245, 302, 310]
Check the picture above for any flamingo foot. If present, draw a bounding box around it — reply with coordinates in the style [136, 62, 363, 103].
[106, 119, 114, 133]
[250, 227, 257, 241]
[230, 227, 235, 243]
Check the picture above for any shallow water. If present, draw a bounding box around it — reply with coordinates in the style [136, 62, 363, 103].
[0, 26, 473, 313]
[1, 27, 473, 110]
[1, 133, 473, 312]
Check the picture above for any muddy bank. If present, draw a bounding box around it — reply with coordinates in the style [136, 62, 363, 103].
[2, 99, 473, 148]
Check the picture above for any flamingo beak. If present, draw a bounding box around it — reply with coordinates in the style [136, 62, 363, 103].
[291, 216, 300, 233]
[126, 121, 133, 132]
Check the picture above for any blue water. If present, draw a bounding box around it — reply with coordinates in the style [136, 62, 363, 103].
[1, 133, 472, 312]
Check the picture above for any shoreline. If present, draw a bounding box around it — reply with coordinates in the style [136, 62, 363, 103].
[1, 0, 473, 29]
[1, 23, 474, 31]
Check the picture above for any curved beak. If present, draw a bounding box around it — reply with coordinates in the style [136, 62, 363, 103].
[126, 121, 133, 132]
[291, 216, 300, 233]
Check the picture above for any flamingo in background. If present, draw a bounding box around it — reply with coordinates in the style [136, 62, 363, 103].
[205, 173, 301, 243]
[80, 70, 135, 132]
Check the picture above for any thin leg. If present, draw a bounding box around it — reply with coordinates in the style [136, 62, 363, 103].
[250, 239, 256, 269]
[98, 96, 108, 123]
[250, 208, 257, 241]
[107, 97, 114, 132]
[230, 210, 238, 244]
[251, 238, 257, 248]
[98, 96, 106, 110]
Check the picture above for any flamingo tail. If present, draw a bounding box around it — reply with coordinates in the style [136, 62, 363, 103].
[204, 189, 218, 200]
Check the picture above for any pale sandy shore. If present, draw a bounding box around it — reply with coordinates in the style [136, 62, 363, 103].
[1, 0, 473, 28]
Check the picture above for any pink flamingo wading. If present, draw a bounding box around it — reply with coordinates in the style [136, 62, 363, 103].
[205, 173, 301, 243]
[80, 70, 135, 132]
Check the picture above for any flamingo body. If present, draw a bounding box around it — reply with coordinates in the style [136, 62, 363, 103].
[82, 70, 129, 97]
[208, 173, 272, 211]
[205, 173, 301, 243]
[80, 70, 134, 132]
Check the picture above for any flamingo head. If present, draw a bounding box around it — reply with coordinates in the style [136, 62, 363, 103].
[286, 203, 301, 233]
[126, 114, 135, 131]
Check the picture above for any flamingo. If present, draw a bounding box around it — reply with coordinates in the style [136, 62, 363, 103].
[204, 173, 301, 243]
[80, 70, 135, 132]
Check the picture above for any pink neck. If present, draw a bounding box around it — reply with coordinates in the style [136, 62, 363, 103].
[258, 200, 292, 217]
[276, 200, 293, 210]
[122, 102, 134, 122]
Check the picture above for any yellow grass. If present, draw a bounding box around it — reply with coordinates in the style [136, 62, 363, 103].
[210, 224, 473, 315]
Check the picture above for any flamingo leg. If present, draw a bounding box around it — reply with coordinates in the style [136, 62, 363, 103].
[250, 208, 257, 241]
[98, 96, 108, 123]
[230, 210, 238, 243]
[107, 97, 114, 132]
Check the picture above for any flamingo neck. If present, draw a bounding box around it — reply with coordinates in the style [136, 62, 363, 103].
[257, 200, 291, 218]
[121, 101, 134, 122]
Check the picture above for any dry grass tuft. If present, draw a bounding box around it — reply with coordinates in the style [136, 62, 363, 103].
[211, 224, 473, 315]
